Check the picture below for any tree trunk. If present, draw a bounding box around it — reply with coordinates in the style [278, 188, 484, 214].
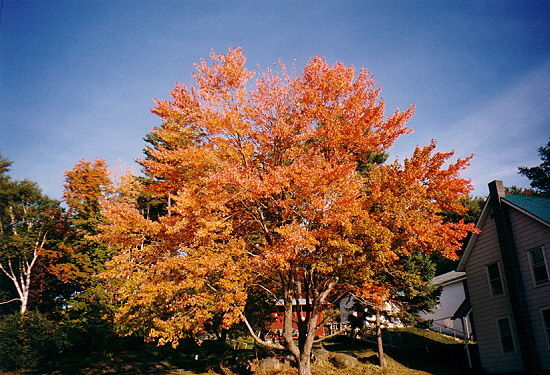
[296, 314, 318, 375]
[20, 291, 28, 314]
[218, 328, 228, 344]
[376, 309, 386, 368]
[0, 236, 43, 314]
[241, 273, 336, 375]
[298, 354, 312, 375]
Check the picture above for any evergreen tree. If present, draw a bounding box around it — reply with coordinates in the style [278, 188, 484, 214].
[518, 139, 550, 197]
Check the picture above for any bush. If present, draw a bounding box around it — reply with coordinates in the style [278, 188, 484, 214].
[57, 284, 117, 352]
[0, 312, 69, 370]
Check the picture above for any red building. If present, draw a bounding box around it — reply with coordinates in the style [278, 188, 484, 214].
[270, 298, 326, 338]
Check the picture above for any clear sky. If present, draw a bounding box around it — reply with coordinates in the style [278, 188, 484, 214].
[1, 1, 549, 200]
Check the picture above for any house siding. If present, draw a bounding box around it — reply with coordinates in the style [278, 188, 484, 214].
[419, 278, 468, 338]
[338, 294, 355, 324]
[508, 206, 550, 370]
[337, 293, 402, 328]
[465, 209, 524, 373]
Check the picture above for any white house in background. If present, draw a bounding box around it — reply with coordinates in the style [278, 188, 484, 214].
[457, 180, 550, 374]
[334, 292, 402, 329]
[336, 292, 358, 325]
[419, 271, 471, 339]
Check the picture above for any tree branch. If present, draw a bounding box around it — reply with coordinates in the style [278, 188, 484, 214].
[0, 261, 16, 283]
[204, 281, 218, 293]
[249, 283, 277, 298]
[8, 259, 16, 280]
[239, 312, 285, 350]
[313, 326, 350, 344]
[314, 310, 335, 332]
[0, 298, 21, 305]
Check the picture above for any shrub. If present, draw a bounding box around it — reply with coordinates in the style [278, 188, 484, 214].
[0, 312, 68, 370]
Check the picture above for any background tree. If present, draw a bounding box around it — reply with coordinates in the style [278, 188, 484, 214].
[378, 252, 439, 326]
[518, 139, 550, 197]
[504, 186, 532, 195]
[432, 195, 485, 275]
[0, 154, 62, 314]
[56, 159, 113, 287]
[351, 252, 439, 367]
[51, 159, 118, 349]
[98, 48, 477, 375]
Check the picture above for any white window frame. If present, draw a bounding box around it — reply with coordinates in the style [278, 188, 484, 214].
[495, 316, 517, 355]
[527, 246, 550, 287]
[541, 307, 550, 350]
[486, 262, 505, 297]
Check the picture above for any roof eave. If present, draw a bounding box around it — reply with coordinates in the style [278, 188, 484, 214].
[457, 196, 492, 272]
[502, 198, 550, 228]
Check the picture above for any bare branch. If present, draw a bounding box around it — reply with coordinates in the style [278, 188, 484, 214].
[8, 259, 16, 279]
[249, 283, 277, 298]
[313, 310, 337, 332]
[0, 261, 17, 282]
[37, 231, 48, 249]
[239, 312, 285, 350]
[0, 298, 21, 305]
[204, 282, 218, 293]
[313, 327, 350, 344]
[318, 276, 338, 305]
[249, 207, 273, 246]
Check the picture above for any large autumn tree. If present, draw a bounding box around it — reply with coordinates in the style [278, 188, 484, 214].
[99, 48, 476, 375]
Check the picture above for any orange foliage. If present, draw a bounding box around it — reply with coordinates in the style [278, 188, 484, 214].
[98, 48, 477, 366]
[63, 159, 113, 218]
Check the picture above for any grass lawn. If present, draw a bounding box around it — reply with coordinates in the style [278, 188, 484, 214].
[7, 328, 477, 375]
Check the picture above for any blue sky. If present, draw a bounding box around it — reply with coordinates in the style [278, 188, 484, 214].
[1, 1, 549, 200]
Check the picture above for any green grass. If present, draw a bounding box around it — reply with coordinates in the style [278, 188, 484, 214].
[6, 328, 477, 375]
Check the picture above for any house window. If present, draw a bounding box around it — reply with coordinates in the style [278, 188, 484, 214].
[542, 308, 550, 348]
[496, 317, 516, 353]
[487, 262, 504, 297]
[529, 247, 549, 286]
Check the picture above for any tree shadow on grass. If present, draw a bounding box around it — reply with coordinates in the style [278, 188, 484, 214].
[383, 330, 479, 375]
[28, 339, 253, 375]
[322, 331, 482, 375]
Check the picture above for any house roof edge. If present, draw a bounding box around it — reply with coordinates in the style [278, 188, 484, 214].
[457, 194, 492, 271]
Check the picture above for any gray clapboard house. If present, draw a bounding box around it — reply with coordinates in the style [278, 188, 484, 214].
[457, 181, 550, 374]
[418, 271, 470, 339]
